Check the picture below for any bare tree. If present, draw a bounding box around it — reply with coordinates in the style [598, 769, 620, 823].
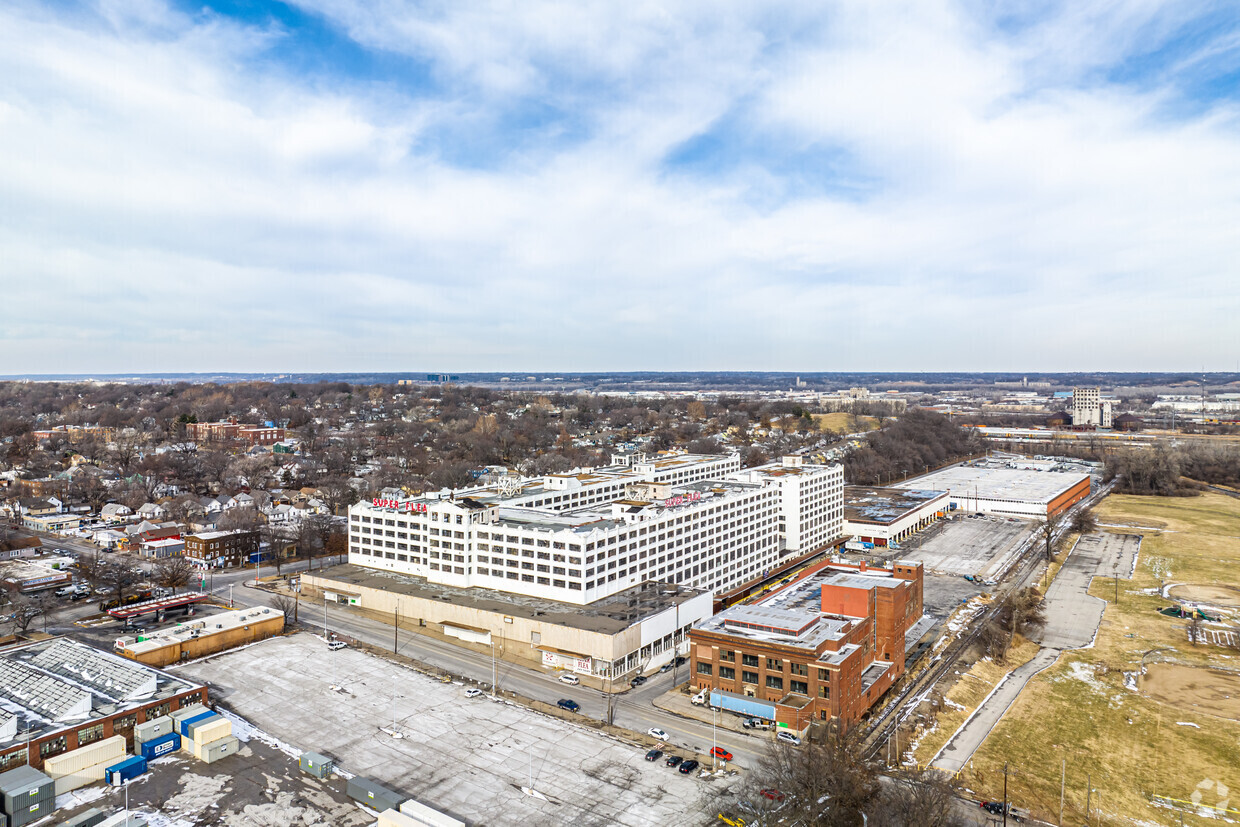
[750, 723, 883, 826]
[1038, 513, 1064, 562]
[1070, 507, 1097, 535]
[270, 592, 297, 625]
[981, 588, 1047, 661]
[869, 767, 965, 827]
[153, 555, 195, 594]
[109, 556, 142, 604]
[5, 590, 45, 635]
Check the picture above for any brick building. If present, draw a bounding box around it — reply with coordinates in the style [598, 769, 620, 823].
[184, 530, 259, 569]
[187, 418, 284, 447]
[689, 559, 924, 728]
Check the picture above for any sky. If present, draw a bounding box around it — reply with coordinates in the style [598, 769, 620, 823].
[2, 0, 1239, 374]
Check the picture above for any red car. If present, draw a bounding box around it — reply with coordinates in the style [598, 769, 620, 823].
[760, 789, 785, 803]
[710, 747, 733, 762]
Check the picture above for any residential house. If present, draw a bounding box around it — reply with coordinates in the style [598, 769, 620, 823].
[137, 502, 166, 521]
[100, 503, 133, 522]
[17, 497, 60, 517]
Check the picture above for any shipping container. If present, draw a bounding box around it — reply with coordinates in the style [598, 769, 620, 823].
[0, 766, 54, 814]
[346, 776, 404, 813]
[298, 752, 333, 779]
[196, 736, 238, 764]
[105, 756, 148, 785]
[190, 718, 231, 747]
[134, 715, 173, 743]
[6, 797, 53, 827]
[177, 712, 217, 738]
[709, 690, 777, 721]
[51, 758, 115, 797]
[42, 736, 127, 778]
[377, 810, 422, 827]
[61, 807, 109, 827]
[399, 798, 467, 827]
[169, 703, 208, 725]
[139, 732, 181, 760]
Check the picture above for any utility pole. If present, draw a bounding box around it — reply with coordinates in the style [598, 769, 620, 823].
[1059, 758, 1065, 827]
[323, 593, 328, 637]
[1003, 761, 1009, 827]
[393, 602, 399, 653]
[1086, 772, 1092, 824]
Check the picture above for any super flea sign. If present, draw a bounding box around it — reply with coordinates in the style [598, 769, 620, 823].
[372, 499, 428, 513]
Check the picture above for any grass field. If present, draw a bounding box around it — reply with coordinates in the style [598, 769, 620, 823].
[961, 492, 1240, 826]
[812, 412, 877, 434]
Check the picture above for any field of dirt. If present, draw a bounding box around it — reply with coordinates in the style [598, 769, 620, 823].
[1141, 663, 1240, 722]
[1169, 583, 1240, 608]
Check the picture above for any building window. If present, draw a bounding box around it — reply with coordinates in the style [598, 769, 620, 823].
[719, 650, 735, 663]
[741, 654, 759, 668]
[718, 666, 735, 680]
[819, 685, 830, 698]
[149, 701, 173, 718]
[742, 670, 759, 684]
[39, 736, 67, 759]
[77, 723, 105, 746]
[790, 680, 808, 695]
[766, 658, 782, 671]
[696, 662, 712, 676]
[765, 676, 783, 690]
[790, 663, 807, 676]
[0, 748, 28, 772]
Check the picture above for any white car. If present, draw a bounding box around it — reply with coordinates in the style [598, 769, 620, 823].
[776, 730, 801, 745]
[326, 640, 347, 651]
[558, 673, 580, 685]
[648, 728, 669, 741]
[464, 688, 484, 698]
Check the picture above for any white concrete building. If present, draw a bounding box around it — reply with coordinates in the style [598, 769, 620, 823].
[347, 452, 842, 605]
[1072, 387, 1113, 428]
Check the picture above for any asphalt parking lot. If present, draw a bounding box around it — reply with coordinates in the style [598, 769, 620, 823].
[900, 516, 1032, 578]
[179, 633, 735, 827]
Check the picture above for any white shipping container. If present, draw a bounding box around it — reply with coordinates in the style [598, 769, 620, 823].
[52, 757, 115, 796]
[193, 735, 238, 764]
[169, 703, 208, 724]
[378, 810, 423, 827]
[191, 718, 232, 746]
[399, 798, 467, 827]
[43, 736, 127, 778]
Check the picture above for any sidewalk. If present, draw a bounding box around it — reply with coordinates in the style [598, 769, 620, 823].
[651, 688, 752, 734]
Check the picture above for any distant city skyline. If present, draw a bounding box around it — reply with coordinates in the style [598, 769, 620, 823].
[2, 2, 1238, 373]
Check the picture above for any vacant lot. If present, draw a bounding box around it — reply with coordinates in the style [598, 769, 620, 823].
[812, 412, 877, 433]
[901, 515, 1031, 578]
[962, 493, 1240, 826]
[180, 634, 726, 827]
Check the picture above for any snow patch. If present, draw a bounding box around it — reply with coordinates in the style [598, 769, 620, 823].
[1177, 721, 1201, 728]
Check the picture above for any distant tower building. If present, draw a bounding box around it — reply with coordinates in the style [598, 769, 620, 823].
[1072, 387, 1113, 428]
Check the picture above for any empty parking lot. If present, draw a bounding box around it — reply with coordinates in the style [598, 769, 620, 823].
[179, 633, 730, 827]
[900, 516, 1033, 578]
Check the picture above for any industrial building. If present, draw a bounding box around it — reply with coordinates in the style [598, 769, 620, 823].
[113, 606, 285, 667]
[0, 559, 72, 594]
[347, 453, 843, 605]
[689, 559, 925, 728]
[1072, 387, 1113, 429]
[0, 638, 207, 774]
[892, 464, 1091, 519]
[842, 486, 950, 547]
[302, 564, 712, 681]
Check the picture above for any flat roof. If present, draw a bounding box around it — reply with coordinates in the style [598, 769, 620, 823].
[894, 466, 1091, 504]
[0, 638, 202, 746]
[310, 564, 706, 636]
[118, 607, 281, 656]
[843, 486, 948, 524]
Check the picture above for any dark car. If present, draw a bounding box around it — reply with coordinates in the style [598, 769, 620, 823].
[645, 749, 663, 762]
[556, 699, 580, 712]
[674, 656, 687, 666]
[630, 675, 647, 687]
[678, 759, 700, 774]
[665, 754, 683, 768]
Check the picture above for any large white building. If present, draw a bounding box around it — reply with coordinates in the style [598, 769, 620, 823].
[348, 452, 844, 605]
[1072, 387, 1113, 428]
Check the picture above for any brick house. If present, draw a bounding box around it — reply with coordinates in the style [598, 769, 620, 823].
[184, 529, 259, 569]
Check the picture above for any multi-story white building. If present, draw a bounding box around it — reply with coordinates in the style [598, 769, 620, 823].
[347, 452, 843, 605]
[1072, 387, 1113, 428]
[727, 456, 844, 555]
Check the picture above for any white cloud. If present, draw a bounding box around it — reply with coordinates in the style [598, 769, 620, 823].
[0, 0, 1237, 373]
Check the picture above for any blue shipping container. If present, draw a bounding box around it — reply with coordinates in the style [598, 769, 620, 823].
[140, 732, 181, 760]
[178, 711, 217, 737]
[709, 690, 777, 721]
[104, 756, 148, 786]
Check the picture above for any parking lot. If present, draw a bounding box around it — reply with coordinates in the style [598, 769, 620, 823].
[179, 633, 731, 826]
[900, 516, 1033, 579]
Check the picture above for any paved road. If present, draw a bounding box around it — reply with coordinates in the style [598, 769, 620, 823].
[931, 532, 1140, 774]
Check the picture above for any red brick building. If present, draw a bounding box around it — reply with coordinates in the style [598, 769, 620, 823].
[689, 559, 924, 728]
[187, 417, 284, 446]
[184, 529, 259, 569]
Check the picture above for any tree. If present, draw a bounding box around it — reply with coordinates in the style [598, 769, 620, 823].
[299, 513, 335, 570]
[1038, 514, 1063, 562]
[153, 555, 195, 594]
[1071, 507, 1097, 535]
[108, 556, 142, 604]
[270, 592, 297, 626]
[981, 587, 1047, 661]
[751, 723, 883, 826]
[869, 768, 965, 827]
[4, 588, 46, 635]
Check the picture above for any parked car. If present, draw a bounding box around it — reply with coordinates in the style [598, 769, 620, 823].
[558, 673, 580, 685]
[326, 640, 347, 651]
[710, 747, 733, 762]
[760, 789, 785, 803]
[659, 662, 674, 673]
[742, 718, 772, 730]
[645, 749, 663, 762]
[979, 802, 1023, 821]
[678, 759, 700, 774]
[557, 699, 580, 712]
[648, 728, 669, 741]
[665, 754, 683, 768]
[674, 656, 687, 666]
[629, 675, 647, 688]
[55, 585, 76, 597]
[464, 688, 484, 698]
[775, 731, 801, 746]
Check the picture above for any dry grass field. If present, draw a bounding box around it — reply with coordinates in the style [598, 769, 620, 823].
[811, 411, 878, 434]
[960, 493, 1240, 826]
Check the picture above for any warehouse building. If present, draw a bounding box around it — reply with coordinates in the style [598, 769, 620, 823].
[0, 638, 207, 774]
[0, 559, 72, 594]
[114, 606, 285, 668]
[842, 486, 950, 547]
[689, 559, 924, 728]
[892, 465, 1091, 519]
[302, 564, 711, 680]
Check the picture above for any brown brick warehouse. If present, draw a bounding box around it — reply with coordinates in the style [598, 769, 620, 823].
[690, 559, 924, 728]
